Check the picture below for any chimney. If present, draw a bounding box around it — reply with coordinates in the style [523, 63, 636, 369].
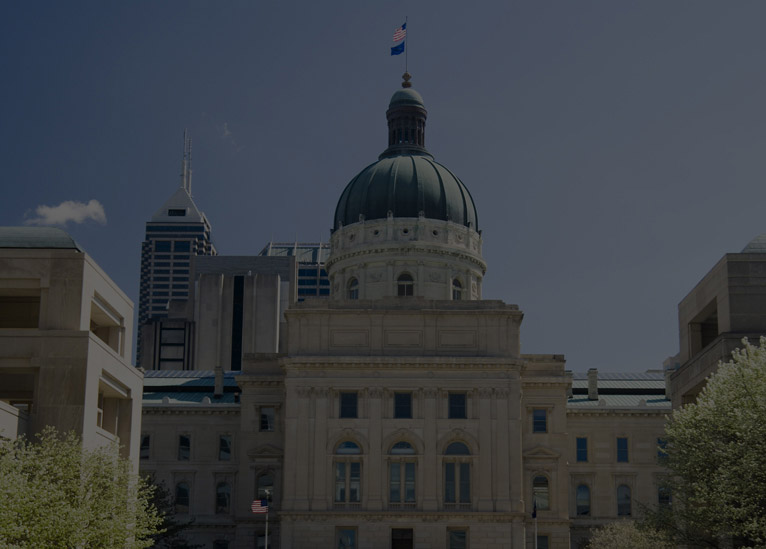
[587, 368, 598, 400]
[214, 365, 223, 398]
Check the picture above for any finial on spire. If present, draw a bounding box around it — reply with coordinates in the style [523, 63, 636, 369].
[402, 72, 412, 88]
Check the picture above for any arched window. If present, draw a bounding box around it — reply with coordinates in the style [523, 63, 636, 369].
[175, 482, 190, 514]
[444, 442, 471, 508]
[452, 279, 462, 300]
[216, 482, 231, 514]
[576, 484, 590, 516]
[397, 273, 414, 297]
[389, 442, 416, 507]
[347, 278, 359, 300]
[335, 441, 361, 507]
[533, 475, 550, 510]
[617, 484, 632, 516]
[257, 473, 273, 500]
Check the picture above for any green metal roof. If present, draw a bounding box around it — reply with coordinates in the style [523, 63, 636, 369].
[389, 88, 424, 108]
[0, 227, 81, 250]
[567, 395, 671, 409]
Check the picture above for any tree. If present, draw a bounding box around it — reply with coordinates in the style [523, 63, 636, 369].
[586, 520, 673, 549]
[147, 477, 201, 549]
[654, 337, 766, 548]
[0, 427, 163, 548]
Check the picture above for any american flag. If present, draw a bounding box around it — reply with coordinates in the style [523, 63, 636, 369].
[392, 23, 406, 42]
[251, 499, 268, 514]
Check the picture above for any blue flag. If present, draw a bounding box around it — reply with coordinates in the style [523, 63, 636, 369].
[391, 41, 405, 56]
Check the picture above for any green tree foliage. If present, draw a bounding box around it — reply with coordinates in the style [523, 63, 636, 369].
[0, 427, 163, 548]
[586, 520, 673, 549]
[656, 337, 766, 548]
[147, 477, 201, 549]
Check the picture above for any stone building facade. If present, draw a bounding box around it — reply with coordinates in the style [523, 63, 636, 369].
[140, 78, 670, 549]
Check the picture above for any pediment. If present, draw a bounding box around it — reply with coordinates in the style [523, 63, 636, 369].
[248, 443, 283, 458]
[522, 445, 561, 460]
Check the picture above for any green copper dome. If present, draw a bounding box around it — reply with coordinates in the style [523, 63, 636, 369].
[333, 78, 478, 231]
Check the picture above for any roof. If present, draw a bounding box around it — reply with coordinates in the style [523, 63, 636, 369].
[258, 242, 330, 263]
[143, 370, 241, 406]
[568, 370, 671, 410]
[742, 233, 766, 253]
[0, 226, 82, 250]
[567, 395, 670, 409]
[150, 187, 208, 224]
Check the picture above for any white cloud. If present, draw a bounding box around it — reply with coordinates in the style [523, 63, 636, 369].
[24, 199, 107, 226]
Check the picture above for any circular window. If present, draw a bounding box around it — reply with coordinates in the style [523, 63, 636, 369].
[349, 234, 355, 241]
[402, 228, 409, 234]
[373, 229, 380, 236]
[432, 230, 439, 236]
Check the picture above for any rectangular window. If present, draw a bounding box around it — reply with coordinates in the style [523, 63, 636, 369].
[533, 409, 547, 433]
[389, 462, 415, 503]
[178, 434, 190, 461]
[448, 393, 467, 419]
[391, 528, 413, 549]
[155, 241, 171, 252]
[340, 392, 358, 418]
[219, 435, 232, 461]
[448, 529, 467, 549]
[617, 437, 629, 462]
[174, 241, 191, 252]
[336, 527, 356, 549]
[537, 535, 550, 549]
[576, 437, 588, 462]
[260, 407, 275, 431]
[140, 434, 150, 460]
[394, 392, 412, 419]
[168, 209, 186, 216]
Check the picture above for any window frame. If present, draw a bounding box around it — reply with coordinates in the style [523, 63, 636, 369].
[452, 279, 463, 300]
[140, 433, 151, 460]
[388, 442, 417, 508]
[334, 441, 362, 507]
[447, 528, 468, 549]
[174, 481, 190, 514]
[576, 437, 588, 462]
[617, 484, 632, 516]
[448, 392, 467, 419]
[575, 483, 590, 516]
[533, 474, 550, 511]
[394, 392, 413, 419]
[443, 442, 471, 509]
[336, 527, 357, 549]
[397, 273, 414, 297]
[532, 408, 548, 433]
[260, 406, 276, 432]
[215, 482, 232, 514]
[347, 278, 359, 300]
[339, 392, 358, 419]
[177, 433, 191, 461]
[617, 437, 629, 463]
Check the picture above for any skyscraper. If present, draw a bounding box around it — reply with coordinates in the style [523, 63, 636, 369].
[137, 134, 216, 363]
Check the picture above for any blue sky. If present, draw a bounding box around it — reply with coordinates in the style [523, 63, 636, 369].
[3, 2, 766, 371]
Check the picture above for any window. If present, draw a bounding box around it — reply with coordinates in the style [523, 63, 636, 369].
[335, 441, 361, 505]
[576, 484, 590, 516]
[336, 527, 357, 549]
[444, 442, 471, 506]
[452, 279, 462, 300]
[140, 434, 150, 460]
[175, 482, 190, 513]
[340, 392, 358, 418]
[397, 273, 414, 296]
[448, 529, 467, 549]
[448, 393, 467, 419]
[533, 409, 547, 433]
[391, 528, 413, 549]
[576, 437, 588, 462]
[174, 241, 191, 252]
[257, 473, 274, 500]
[168, 208, 186, 216]
[213, 541, 229, 549]
[219, 435, 232, 461]
[155, 241, 171, 252]
[533, 475, 550, 510]
[389, 442, 416, 506]
[617, 484, 632, 516]
[394, 392, 412, 419]
[537, 535, 550, 549]
[658, 485, 672, 507]
[347, 278, 359, 300]
[0, 292, 40, 328]
[617, 437, 629, 462]
[260, 407, 275, 431]
[216, 482, 231, 514]
[178, 434, 190, 460]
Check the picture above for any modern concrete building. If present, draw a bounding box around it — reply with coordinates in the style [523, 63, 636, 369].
[138, 133, 216, 363]
[140, 77, 670, 549]
[0, 227, 143, 468]
[670, 234, 766, 407]
[258, 242, 330, 301]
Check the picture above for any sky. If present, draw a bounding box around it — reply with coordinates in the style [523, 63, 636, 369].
[3, 2, 766, 372]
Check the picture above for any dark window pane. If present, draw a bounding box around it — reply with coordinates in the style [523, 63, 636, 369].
[448, 530, 467, 549]
[448, 393, 466, 419]
[178, 435, 190, 460]
[533, 409, 547, 433]
[260, 407, 275, 431]
[219, 435, 232, 461]
[533, 476, 549, 510]
[576, 484, 590, 516]
[175, 482, 189, 513]
[216, 483, 231, 514]
[140, 434, 150, 460]
[340, 392, 358, 418]
[444, 463, 456, 502]
[617, 437, 629, 462]
[394, 392, 412, 418]
[576, 437, 587, 462]
[617, 484, 632, 516]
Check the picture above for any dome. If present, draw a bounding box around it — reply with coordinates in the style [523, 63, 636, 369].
[333, 75, 478, 232]
[334, 155, 478, 230]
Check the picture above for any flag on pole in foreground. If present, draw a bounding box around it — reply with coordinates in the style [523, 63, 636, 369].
[251, 499, 268, 513]
[391, 41, 405, 56]
[392, 22, 406, 42]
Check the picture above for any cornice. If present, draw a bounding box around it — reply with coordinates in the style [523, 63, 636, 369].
[142, 407, 241, 416]
[566, 408, 670, 417]
[278, 510, 527, 522]
[325, 243, 487, 273]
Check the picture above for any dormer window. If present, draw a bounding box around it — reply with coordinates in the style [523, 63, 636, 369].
[397, 273, 414, 297]
[168, 209, 186, 217]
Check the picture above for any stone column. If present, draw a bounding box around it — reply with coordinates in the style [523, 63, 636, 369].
[422, 387, 438, 511]
[477, 387, 493, 511]
[367, 387, 383, 510]
[293, 386, 311, 510]
[494, 387, 511, 511]
[311, 387, 329, 509]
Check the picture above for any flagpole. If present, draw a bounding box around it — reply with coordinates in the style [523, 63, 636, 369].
[265, 508, 269, 549]
[405, 15, 408, 74]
